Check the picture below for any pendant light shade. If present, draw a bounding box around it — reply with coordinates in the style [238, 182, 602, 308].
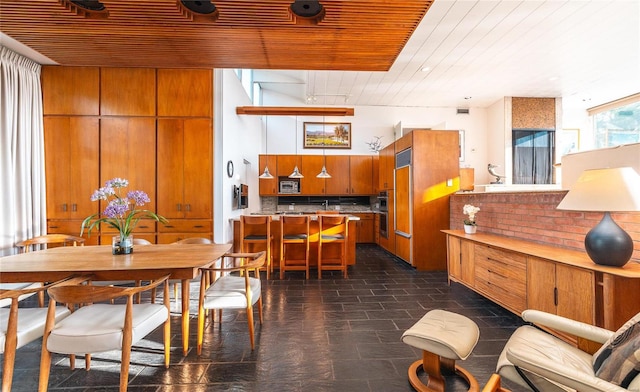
[289, 116, 304, 178]
[259, 166, 274, 179]
[317, 165, 331, 178]
[259, 116, 274, 179]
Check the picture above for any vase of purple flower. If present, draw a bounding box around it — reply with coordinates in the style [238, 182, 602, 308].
[81, 178, 167, 254]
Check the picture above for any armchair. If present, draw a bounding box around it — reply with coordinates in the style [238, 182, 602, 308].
[497, 309, 640, 392]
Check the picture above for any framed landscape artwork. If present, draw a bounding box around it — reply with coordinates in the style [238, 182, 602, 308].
[303, 122, 351, 149]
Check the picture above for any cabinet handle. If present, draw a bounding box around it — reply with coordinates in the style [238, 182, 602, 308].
[346, 188, 349, 193]
[50, 225, 59, 229]
[165, 225, 175, 228]
[185, 204, 191, 212]
[177, 204, 182, 211]
[72, 203, 77, 212]
[487, 268, 508, 279]
[194, 225, 203, 228]
[554, 287, 558, 306]
[62, 203, 68, 212]
[139, 225, 149, 229]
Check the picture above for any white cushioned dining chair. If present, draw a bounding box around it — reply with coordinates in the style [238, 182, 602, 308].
[38, 274, 171, 392]
[1, 276, 80, 392]
[497, 309, 640, 392]
[196, 251, 266, 354]
[163, 237, 215, 307]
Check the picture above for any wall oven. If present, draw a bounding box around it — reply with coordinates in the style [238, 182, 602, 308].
[378, 191, 389, 238]
[377, 191, 388, 211]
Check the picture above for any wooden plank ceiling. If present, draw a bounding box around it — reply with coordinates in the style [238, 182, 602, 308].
[0, 0, 433, 71]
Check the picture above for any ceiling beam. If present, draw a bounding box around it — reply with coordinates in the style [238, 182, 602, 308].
[236, 106, 354, 116]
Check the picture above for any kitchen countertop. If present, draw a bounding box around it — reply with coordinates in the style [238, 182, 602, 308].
[230, 213, 361, 221]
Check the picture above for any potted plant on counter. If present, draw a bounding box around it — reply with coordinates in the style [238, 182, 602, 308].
[463, 204, 480, 234]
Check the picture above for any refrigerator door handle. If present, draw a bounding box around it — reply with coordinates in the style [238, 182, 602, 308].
[395, 231, 411, 238]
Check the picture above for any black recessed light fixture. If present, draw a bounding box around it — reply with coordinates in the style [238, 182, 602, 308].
[290, 0, 325, 24]
[180, 0, 217, 15]
[70, 0, 106, 11]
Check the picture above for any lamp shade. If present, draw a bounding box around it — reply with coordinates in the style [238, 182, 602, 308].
[556, 167, 640, 212]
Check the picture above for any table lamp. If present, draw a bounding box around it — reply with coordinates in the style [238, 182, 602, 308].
[556, 167, 640, 267]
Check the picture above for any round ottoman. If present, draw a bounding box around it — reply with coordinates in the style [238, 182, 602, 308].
[402, 309, 480, 392]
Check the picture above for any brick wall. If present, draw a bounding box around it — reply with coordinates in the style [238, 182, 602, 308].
[450, 191, 640, 263]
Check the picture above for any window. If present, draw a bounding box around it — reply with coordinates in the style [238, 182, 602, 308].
[593, 101, 640, 148]
[512, 129, 555, 184]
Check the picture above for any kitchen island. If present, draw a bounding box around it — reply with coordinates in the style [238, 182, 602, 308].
[231, 214, 359, 270]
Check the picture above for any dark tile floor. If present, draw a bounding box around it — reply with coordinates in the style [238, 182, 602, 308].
[3, 244, 527, 391]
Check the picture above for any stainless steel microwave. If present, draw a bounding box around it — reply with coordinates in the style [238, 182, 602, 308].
[279, 180, 300, 194]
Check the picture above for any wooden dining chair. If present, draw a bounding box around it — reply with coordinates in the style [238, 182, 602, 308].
[16, 234, 85, 253]
[14, 234, 85, 307]
[196, 252, 266, 354]
[317, 215, 349, 279]
[165, 237, 215, 306]
[39, 274, 171, 392]
[1, 276, 82, 392]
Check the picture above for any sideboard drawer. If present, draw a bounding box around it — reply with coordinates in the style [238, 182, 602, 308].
[158, 219, 212, 233]
[474, 244, 527, 313]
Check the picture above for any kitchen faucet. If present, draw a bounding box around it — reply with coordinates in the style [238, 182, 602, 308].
[322, 200, 329, 210]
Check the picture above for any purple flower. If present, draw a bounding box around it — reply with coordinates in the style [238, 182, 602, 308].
[90, 186, 115, 201]
[127, 190, 150, 206]
[103, 199, 130, 218]
[105, 178, 128, 188]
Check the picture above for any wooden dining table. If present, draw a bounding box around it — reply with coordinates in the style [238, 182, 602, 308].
[0, 243, 231, 355]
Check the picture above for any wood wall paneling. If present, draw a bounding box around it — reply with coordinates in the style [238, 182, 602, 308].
[100, 68, 156, 116]
[42, 66, 100, 115]
[157, 69, 213, 117]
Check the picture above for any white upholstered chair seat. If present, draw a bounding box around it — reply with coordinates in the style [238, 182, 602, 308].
[0, 306, 69, 351]
[202, 275, 261, 309]
[47, 303, 168, 354]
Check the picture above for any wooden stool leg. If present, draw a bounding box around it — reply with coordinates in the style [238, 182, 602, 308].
[407, 350, 479, 392]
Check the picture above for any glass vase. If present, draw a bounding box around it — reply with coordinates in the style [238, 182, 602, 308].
[112, 234, 133, 255]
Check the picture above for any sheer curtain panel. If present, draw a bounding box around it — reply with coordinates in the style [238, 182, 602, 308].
[0, 46, 46, 256]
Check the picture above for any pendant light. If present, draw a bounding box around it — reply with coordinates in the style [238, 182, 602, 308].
[259, 116, 274, 179]
[289, 115, 304, 178]
[317, 115, 331, 178]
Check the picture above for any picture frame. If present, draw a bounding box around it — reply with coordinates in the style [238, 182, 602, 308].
[303, 122, 351, 149]
[559, 128, 580, 156]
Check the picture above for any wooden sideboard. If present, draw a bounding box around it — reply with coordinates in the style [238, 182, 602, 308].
[443, 230, 640, 335]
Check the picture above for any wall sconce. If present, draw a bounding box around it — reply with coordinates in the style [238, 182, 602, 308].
[556, 167, 640, 267]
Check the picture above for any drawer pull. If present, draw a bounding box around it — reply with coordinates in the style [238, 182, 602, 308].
[165, 225, 175, 228]
[487, 269, 508, 279]
[193, 225, 204, 228]
[49, 225, 59, 229]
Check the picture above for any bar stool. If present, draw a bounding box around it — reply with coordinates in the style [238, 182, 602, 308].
[317, 214, 348, 279]
[280, 215, 311, 279]
[240, 215, 273, 279]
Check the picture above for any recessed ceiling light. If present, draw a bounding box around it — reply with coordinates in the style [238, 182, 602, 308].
[421, 66, 431, 72]
[549, 76, 559, 81]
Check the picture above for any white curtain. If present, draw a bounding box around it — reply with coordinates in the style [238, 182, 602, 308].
[0, 46, 46, 256]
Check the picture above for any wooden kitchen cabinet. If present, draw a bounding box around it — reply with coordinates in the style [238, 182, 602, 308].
[157, 118, 212, 219]
[349, 156, 374, 194]
[527, 256, 595, 324]
[447, 236, 475, 287]
[276, 155, 301, 178]
[325, 155, 350, 195]
[301, 155, 325, 195]
[372, 156, 380, 194]
[44, 117, 99, 221]
[378, 143, 394, 190]
[352, 213, 375, 243]
[258, 155, 278, 195]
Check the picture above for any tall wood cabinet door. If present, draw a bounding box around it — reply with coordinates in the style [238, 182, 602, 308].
[157, 119, 186, 219]
[44, 117, 99, 220]
[379, 144, 394, 190]
[527, 257, 557, 314]
[157, 69, 212, 117]
[350, 156, 373, 194]
[556, 264, 594, 324]
[324, 155, 350, 194]
[100, 68, 156, 116]
[157, 118, 212, 219]
[183, 118, 212, 219]
[259, 155, 278, 195]
[447, 236, 462, 280]
[460, 240, 475, 285]
[301, 155, 325, 194]
[100, 118, 157, 211]
[372, 156, 380, 194]
[42, 66, 99, 115]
